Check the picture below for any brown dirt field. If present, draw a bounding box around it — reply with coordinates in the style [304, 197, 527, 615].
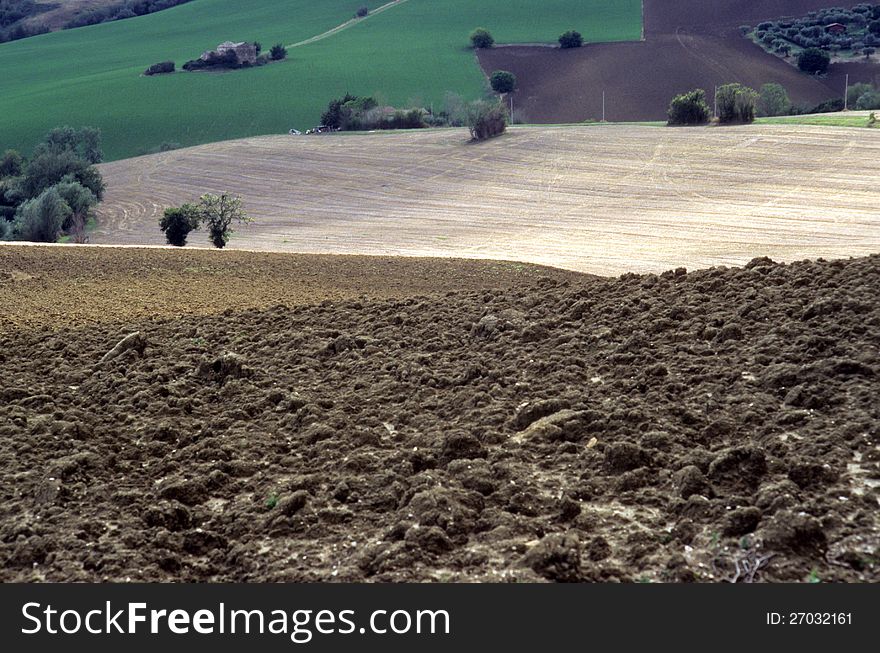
[94, 125, 880, 275]
[478, 0, 880, 123]
[0, 245, 579, 332]
[1, 249, 877, 582]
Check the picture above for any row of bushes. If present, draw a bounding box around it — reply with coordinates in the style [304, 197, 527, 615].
[470, 27, 584, 49]
[0, 127, 105, 243]
[668, 79, 880, 126]
[319, 94, 429, 131]
[317, 92, 508, 141]
[159, 193, 251, 248]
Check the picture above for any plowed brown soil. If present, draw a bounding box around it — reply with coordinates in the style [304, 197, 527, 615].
[1, 247, 877, 582]
[478, 0, 880, 123]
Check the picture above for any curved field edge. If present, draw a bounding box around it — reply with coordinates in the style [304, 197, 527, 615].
[92, 124, 880, 276]
[0, 0, 642, 161]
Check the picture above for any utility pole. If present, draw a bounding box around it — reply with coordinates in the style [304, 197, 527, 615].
[602, 91, 606, 122]
[714, 86, 718, 119]
[843, 73, 850, 111]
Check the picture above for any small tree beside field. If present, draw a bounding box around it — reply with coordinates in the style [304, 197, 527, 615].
[667, 89, 710, 125]
[798, 47, 830, 74]
[270, 43, 287, 61]
[490, 70, 517, 94]
[717, 83, 758, 124]
[199, 193, 251, 249]
[558, 30, 583, 49]
[466, 101, 508, 141]
[470, 28, 494, 49]
[159, 203, 201, 247]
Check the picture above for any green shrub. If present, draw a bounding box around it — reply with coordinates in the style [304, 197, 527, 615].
[757, 83, 791, 117]
[270, 43, 287, 61]
[0, 217, 11, 240]
[159, 203, 201, 246]
[13, 187, 70, 242]
[798, 47, 831, 74]
[470, 28, 494, 49]
[35, 125, 103, 164]
[144, 61, 175, 76]
[717, 83, 758, 124]
[558, 30, 583, 49]
[856, 91, 880, 110]
[54, 181, 96, 234]
[489, 70, 517, 94]
[0, 149, 23, 179]
[466, 100, 508, 140]
[356, 6, 369, 18]
[667, 89, 711, 125]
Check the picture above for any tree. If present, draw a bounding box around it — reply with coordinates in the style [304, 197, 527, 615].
[757, 83, 791, 117]
[198, 193, 250, 248]
[0, 149, 23, 179]
[798, 47, 831, 74]
[159, 203, 201, 247]
[847, 82, 873, 108]
[466, 100, 508, 140]
[34, 126, 103, 164]
[13, 187, 71, 242]
[356, 6, 369, 18]
[270, 43, 287, 61]
[716, 83, 758, 123]
[470, 28, 494, 49]
[869, 20, 880, 36]
[558, 30, 583, 49]
[865, 46, 876, 59]
[253, 41, 262, 55]
[667, 89, 711, 125]
[856, 91, 880, 110]
[54, 180, 97, 240]
[489, 70, 517, 94]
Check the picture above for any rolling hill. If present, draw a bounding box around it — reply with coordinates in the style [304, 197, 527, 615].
[0, 0, 642, 161]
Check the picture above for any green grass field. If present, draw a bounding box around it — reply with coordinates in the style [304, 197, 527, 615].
[0, 0, 642, 161]
[755, 113, 878, 128]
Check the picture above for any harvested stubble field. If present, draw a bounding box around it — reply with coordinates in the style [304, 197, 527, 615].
[95, 125, 880, 275]
[1, 246, 878, 582]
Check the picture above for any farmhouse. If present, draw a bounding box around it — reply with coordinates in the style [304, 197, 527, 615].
[201, 41, 257, 65]
[826, 23, 847, 35]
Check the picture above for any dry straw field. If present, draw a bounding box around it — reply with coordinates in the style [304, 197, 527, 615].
[95, 124, 880, 275]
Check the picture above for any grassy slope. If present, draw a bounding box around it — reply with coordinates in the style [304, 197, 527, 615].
[756, 113, 877, 127]
[0, 0, 641, 160]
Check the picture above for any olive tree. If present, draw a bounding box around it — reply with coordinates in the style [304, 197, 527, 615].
[198, 193, 251, 249]
[159, 203, 201, 247]
[13, 187, 71, 242]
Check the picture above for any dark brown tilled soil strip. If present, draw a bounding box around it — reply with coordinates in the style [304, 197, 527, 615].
[1, 254, 877, 582]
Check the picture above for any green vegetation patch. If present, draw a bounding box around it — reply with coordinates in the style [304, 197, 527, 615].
[0, 0, 642, 160]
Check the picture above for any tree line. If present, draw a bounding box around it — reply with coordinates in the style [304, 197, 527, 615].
[0, 127, 105, 243]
